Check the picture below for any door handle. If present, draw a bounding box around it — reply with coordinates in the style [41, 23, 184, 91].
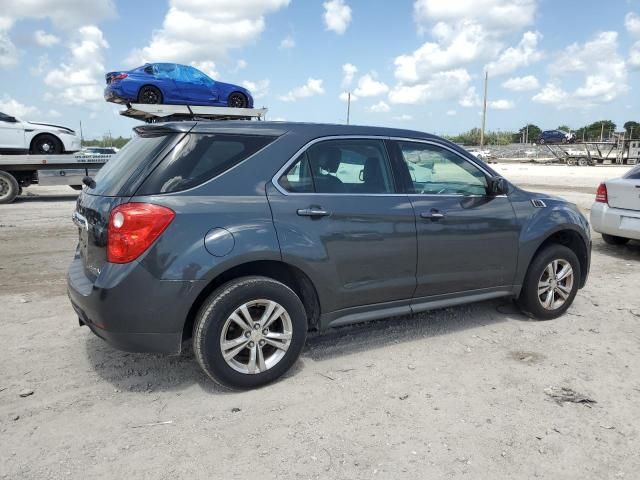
[420, 210, 445, 220]
[297, 208, 330, 217]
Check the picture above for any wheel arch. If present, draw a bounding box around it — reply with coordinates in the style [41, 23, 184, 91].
[182, 259, 321, 342]
[522, 228, 590, 290]
[137, 84, 164, 102]
[29, 132, 63, 153]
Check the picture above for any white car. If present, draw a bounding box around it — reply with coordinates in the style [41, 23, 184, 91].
[0, 111, 81, 155]
[591, 164, 640, 245]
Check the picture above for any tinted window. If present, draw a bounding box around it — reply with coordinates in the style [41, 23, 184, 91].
[89, 133, 176, 196]
[305, 139, 394, 194]
[278, 154, 314, 193]
[139, 134, 275, 194]
[623, 165, 640, 180]
[397, 142, 488, 195]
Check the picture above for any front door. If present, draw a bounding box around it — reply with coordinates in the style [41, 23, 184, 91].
[389, 140, 520, 298]
[267, 138, 417, 314]
[0, 112, 25, 151]
[174, 65, 218, 105]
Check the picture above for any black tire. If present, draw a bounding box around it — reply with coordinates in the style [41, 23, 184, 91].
[0, 170, 20, 204]
[566, 158, 576, 166]
[516, 244, 580, 320]
[193, 276, 308, 389]
[602, 234, 629, 245]
[30, 134, 62, 155]
[577, 157, 588, 167]
[228, 92, 248, 108]
[138, 86, 163, 104]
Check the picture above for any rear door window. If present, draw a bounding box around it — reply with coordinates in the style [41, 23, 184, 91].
[138, 134, 276, 194]
[623, 165, 640, 179]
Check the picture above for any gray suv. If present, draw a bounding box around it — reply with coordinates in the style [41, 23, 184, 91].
[68, 122, 591, 389]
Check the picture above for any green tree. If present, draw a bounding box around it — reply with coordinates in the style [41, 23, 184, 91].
[517, 124, 541, 143]
[83, 136, 130, 149]
[575, 120, 616, 142]
[623, 121, 640, 139]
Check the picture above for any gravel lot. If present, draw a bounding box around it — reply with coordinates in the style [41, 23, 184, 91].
[1, 163, 639, 479]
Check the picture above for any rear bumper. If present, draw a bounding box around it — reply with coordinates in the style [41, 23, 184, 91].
[590, 202, 640, 240]
[67, 254, 203, 354]
[104, 85, 130, 104]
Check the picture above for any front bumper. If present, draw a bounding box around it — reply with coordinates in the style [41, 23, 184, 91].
[60, 133, 81, 153]
[590, 202, 640, 241]
[67, 254, 202, 354]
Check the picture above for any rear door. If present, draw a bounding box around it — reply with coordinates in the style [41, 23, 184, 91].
[388, 139, 520, 298]
[267, 137, 417, 314]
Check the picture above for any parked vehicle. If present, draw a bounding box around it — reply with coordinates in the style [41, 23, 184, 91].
[67, 122, 591, 389]
[0, 111, 81, 155]
[590, 164, 640, 245]
[104, 63, 254, 108]
[537, 130, 575, 145]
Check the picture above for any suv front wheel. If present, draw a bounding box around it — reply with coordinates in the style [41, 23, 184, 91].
[193, 276, 308, 389]
[516, 244, 580, 320]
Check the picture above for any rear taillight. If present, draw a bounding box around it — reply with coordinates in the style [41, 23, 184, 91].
[107, 203, 175, 264]
[595, 183, 608, 204]
[113, 73, 128, 81]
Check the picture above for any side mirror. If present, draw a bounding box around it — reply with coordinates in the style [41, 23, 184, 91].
[487, 176, 508, 196]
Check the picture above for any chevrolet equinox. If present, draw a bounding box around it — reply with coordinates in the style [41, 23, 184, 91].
[68, 122, 591, 389]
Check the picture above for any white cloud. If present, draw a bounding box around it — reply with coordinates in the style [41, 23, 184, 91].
[44, 25, 109, 106]
[394, 21, 500, 84]
[0, 95, 39, 118]
[0, 17, 18, 67]
[280, 78, 324, 102]
[47, 109, 62, 118]
[242, 79, 270, 99]
[545, 31, 628, 105]
[339, 91, 358, 102]
[414, 0, 536, 34]
[323, 0, 352, 35]
[368, 101, 390, 113]
[191, 60, 218, 78]
[354, 73, 389, 97]
[127, 0, 290, 66]
[2, 0, 115, 28]
[630, 41, 640, 70]
[501, 74, 539, 91]
[446, 109, 456, 115]
[532, 83, 568, 105]
[279, 34, 295, 49]
[34, 30, 60, 47]
[390, 68, 472, 104]
[486, 31, 542, 76]
[459, 86, 480, 107]
[392, 114, 413, 121]
[489, 99, 514, 109]
[342, 63, 358, 88]
[626, 12, 640, 37]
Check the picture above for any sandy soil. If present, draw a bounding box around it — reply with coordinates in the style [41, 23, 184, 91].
[1, 164, 639, 479]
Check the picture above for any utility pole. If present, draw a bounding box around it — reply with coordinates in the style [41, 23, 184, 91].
[600, 123, 604, 142]
[480, 70, 488, 148]
[79, 121, 84, 147]
[526, 124, 529, 144]
[346, 92, 351, 125]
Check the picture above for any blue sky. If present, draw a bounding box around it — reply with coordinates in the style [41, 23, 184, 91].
[1, 0, 640, 139]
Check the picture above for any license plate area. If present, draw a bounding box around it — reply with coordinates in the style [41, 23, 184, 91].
[620, 216, 640, 231]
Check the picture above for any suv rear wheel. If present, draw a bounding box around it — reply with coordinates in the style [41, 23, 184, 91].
[601, 234, 629, 245]
[193, 276, 308, 389]
[516, 244, 580, 320]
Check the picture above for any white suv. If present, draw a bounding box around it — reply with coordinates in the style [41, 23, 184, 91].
[0, 111, 81, 155]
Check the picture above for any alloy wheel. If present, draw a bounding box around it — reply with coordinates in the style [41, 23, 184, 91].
[219, 299, 293, 374]
[0, 178, 9, 198]
[537, 259, 574, 310]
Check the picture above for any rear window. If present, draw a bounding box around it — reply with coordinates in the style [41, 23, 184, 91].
[88, 133, 177, 196]
[137, 133, 275, 194]
[623, 165, 640, 180]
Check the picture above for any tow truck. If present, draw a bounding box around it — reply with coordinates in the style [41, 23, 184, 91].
[0, 104, 267, 204]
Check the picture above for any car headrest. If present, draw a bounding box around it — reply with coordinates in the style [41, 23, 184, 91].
[318, 147, 341, 173]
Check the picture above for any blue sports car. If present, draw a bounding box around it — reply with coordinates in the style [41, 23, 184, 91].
[104, 63, 254, 108]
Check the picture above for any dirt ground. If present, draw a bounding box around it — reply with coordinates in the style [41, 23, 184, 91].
[1, 163, 639, 479]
